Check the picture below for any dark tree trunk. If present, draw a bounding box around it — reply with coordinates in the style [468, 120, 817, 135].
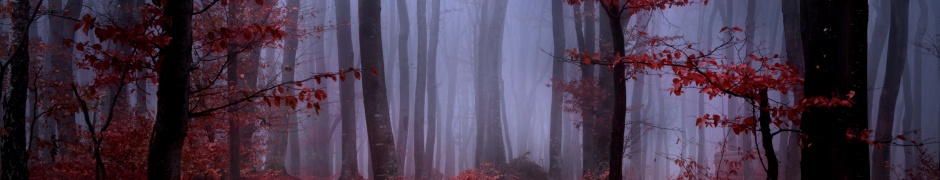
[602, 3, 628, 178]
[573, 1, 601, 177]
[423, 0, 441, 176]
[2, 0, 32, 179]
[394, 0, 412, 174]
[902, 1, 926, 176]
[798, 0, 869, 179]
[282, 0, 301, 176]
[758, 89, 779, 180]
[780, 0, 804, 178]
[474, 0, 510, 168]
[47, 0, 84, 157]
[548, 0, 565, 178]
[335, 0, 359, 178]
[413, 0, 429, 177]
[595, 6, 613, 176]
[148, 0, 194, 179]
[358, 0, 401, 178]
[867, 0, 890, 115]
[872, 0, 909, 179]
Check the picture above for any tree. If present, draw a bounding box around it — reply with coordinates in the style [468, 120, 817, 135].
[423, 0, 442, 177]
[394, 0, 412, 174]
[2, 0, 34, 179]
[414, 0, 429, 177]
[872, 0, 909, 178]
[474, 0, 510, 168]
[358, 0, 401, 178]
[45, 0, 85, 158]
[549, 0, 565, 178]
[147, 0, 196, 178]
[799, 0, 870, 179]
[335, 0, 360, 178]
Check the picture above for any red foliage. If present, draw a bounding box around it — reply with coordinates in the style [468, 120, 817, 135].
[452, 163, 503, 180]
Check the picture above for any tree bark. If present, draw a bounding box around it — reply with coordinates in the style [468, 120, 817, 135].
[46, 0, 84, 157]
[601, 2, 629, 177]
[549, 0, 565, 178]
[867, 0, 890, 116]
[2, 0, 32, 179]
[335, 0, 359, 178]
[423, 0, 441, 176]
[474, 0, 510, 168]
[799, 0, 869, 179]
[413, 0, 429, 177]
[780, 0, 804, 178]
[282, 0, 301, 176]
[595, 6, 613, 176]
[871, 1, 909, 179]
[358, 0, 401, 178]
[394, 0, 412, 174]
[147, 0, 194, 179]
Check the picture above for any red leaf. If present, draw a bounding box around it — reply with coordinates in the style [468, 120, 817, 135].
[371, 67, 378, 76]
[897, 135, 907, 141]
[719, 27, 728, 33]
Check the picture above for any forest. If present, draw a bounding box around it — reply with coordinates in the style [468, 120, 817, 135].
[0, 0, 938, 179]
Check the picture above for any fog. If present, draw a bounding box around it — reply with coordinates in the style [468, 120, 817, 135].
[1, 0, 939, 179]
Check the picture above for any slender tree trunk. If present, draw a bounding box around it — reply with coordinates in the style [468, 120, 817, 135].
[394, 0, 412, 174]
[335, 0, 359, 178]
[282, 0, 301, 176]
[413, 0, 429, 177]
[601, 2, 629, 177]
[872, 1, 909, 179]
[2, 0, 32, 179]
[903, 1, 926, 176]
[628, 74, 645, 180]
[780, 0, 804, 178]
[313, 36, 332, 177]
[423, 0, 441, 176]
[148, 0, 194, 179]
[867, 0, 890, 116]
[595, 6, 614, 175]
[548, 0, 565, 178]
[224, 3, 244, 179]
[758, 89, 779, 180]
[444, 57, 457, 177]
[799, 0, 869, 179]
[47, 0, 84, 157]
[359, 0, 401, 178]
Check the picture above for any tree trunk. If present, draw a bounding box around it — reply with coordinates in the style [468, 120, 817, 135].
[147, 0, 194, 179]
[780, 0, 804, 178]
[799, 0, 869, 179]
[225, 3, 243, 178]
[602, 2, 629, 177]
[595, 6, 613, 176]
[2, 0, 32, 179]
[867, 0, 890, 116]
[359, 0, 401, 178]
[47, 0, 84, 157]
[474, 0, 510, 168]
[549, 0, 565, 178]
[628, 74, 645, 180]
[335, 0, 360, 178]
[413, 0, 429, 177]
[871, 1, 908, 179]
[902, 1, 926, 176]
[394, 0, 412, 174]
[423, 0, 441, 176]
[282, 0, 301, 176]
[758, 89, 780, 180]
